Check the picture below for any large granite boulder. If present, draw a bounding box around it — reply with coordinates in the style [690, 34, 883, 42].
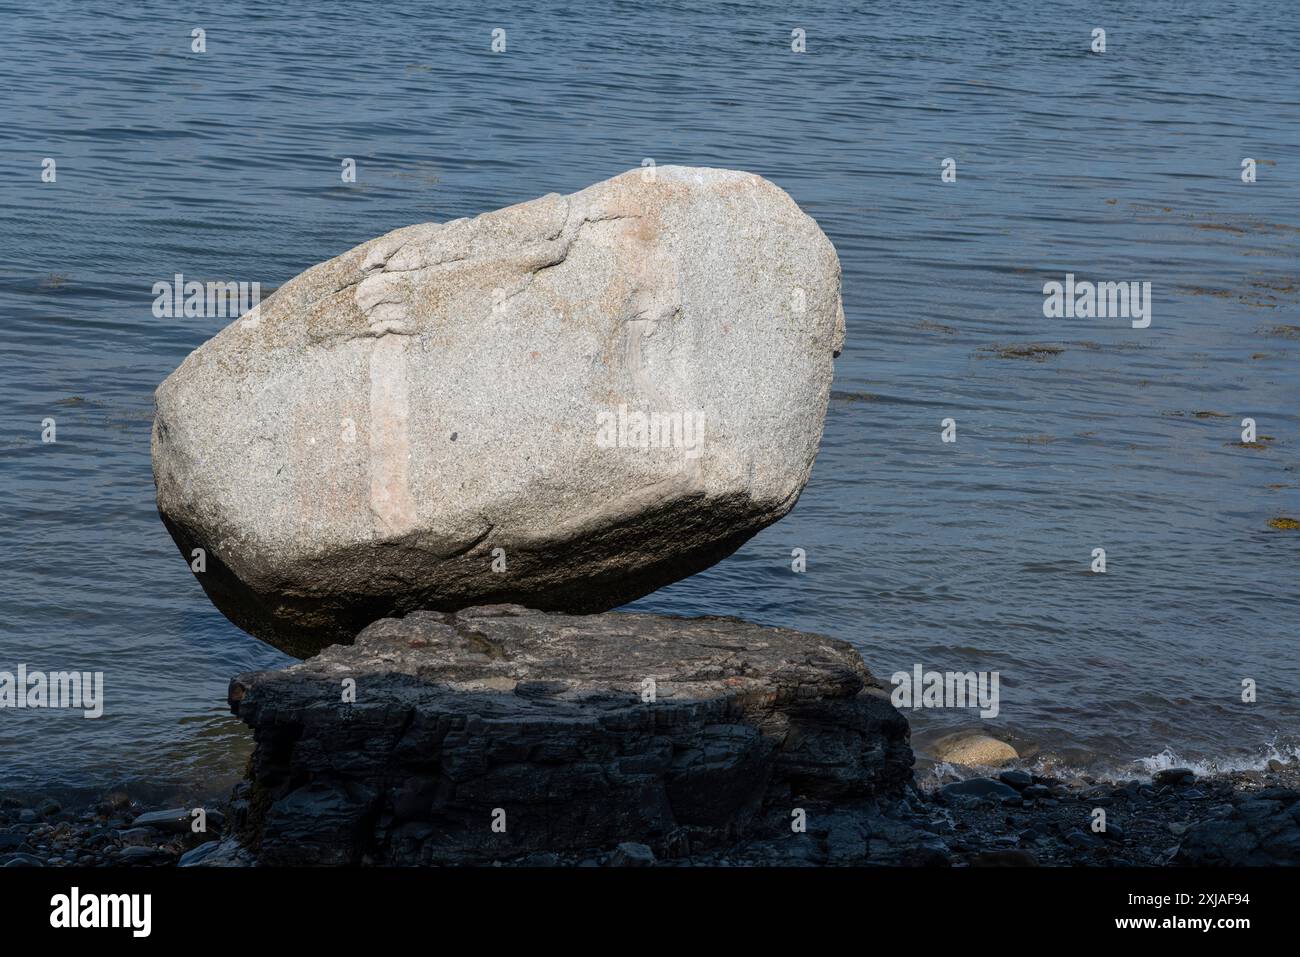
[154, 167, 844, 655]
[225, 606, 911, 865]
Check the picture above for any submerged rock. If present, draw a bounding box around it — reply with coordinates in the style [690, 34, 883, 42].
[937, 778, 1021, 802]
[931, 732, 1019, 768]
[153, 167, 844, 656]
[226, 605, 910, 866]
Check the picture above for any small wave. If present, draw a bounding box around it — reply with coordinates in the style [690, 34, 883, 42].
[917, 738, 1300, 788]
[1134, 742, 1300, 778]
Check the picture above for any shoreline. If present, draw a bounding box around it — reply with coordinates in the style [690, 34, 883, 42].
[5, 761, 1296, 868]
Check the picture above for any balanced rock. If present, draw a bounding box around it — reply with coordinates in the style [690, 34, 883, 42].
[154, 167, 844, 656]
[225, 605, 910, 866]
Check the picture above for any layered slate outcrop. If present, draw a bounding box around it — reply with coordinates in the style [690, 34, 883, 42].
[227, 606, 910, 865]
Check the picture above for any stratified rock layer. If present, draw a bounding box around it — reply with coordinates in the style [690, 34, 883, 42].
[154, 166, 844, 656]
[1176, 787, 1300, 866]
[227, 606, 910, 865]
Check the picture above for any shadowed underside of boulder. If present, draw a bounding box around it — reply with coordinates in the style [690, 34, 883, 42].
[159, 489, 766, 659]
[226, 606, 911, 865]
[153, 166, 844, 656]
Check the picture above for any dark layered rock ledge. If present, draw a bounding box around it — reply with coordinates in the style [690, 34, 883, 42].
[226, 605, 912, 865]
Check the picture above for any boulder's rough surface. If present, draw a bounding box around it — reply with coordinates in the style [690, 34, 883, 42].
[154, 167, 844, 655]
[226, 605, 910, 866]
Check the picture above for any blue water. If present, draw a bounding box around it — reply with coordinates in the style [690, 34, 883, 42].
[1, 0, 1297, 794]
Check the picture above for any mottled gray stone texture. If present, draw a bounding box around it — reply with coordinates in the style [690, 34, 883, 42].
[154, 167, 843, 655]
[227, 606, 910, 866]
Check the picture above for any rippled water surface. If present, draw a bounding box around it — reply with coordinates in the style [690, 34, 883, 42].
[1, 1, 1297, 792]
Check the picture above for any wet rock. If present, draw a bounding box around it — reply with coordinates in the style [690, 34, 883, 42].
[1235, 799, 1282, 822]
[117, 845, 176, 866]
[83, 827, 117, 850]
[906, 843, 952, 867]
[153, 167, 845, 656]
[1153, 768, 1195, 788]
[130, 808, 194, 833]
[998, 770, 1033, 790]
[825, 819, 869, 864]
[178, 839, 256, 867]
[1252, 787, 1300, 804]
[228, 605, 911, 866]
[608, 843, 656, 867]
[854, 811, 948, 866]
[1066, 830, 1101, 849]
[987, 343, 1064, 361]
[116, 827, 156, 846]
[938, 778, 1021, 802]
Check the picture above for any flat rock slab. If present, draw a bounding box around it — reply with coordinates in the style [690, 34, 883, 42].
[227, 605, 911, 865]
